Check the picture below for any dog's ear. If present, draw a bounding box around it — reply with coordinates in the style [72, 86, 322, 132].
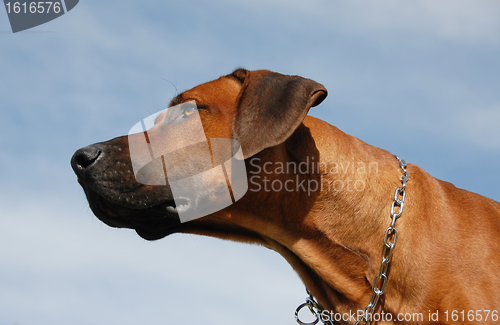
[230, 69, 327, 159]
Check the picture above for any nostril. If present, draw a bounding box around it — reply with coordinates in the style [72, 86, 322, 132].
[71, 146, 102, 175]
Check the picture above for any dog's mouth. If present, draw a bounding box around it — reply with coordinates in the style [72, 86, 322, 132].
[80, 181, 185, 241]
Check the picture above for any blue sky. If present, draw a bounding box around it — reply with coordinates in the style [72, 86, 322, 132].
[1, 1, 499, 324]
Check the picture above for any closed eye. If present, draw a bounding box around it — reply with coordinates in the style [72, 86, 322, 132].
[153, 101, 205, 126]
[175, 102, 198, 121]
[181, 104, 197, 118]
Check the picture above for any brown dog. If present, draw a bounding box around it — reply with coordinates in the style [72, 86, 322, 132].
[71, 69, 500, 324]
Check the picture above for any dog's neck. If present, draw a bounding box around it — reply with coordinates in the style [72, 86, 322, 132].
[254, 117, 409, 318]
[219, 116, 413, 319]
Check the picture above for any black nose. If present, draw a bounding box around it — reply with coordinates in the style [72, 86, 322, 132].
[71, 145, 102, 176]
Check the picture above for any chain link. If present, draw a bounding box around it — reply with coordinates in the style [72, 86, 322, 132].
[295, 156, 408, 325]
[295, 289, 334, 325]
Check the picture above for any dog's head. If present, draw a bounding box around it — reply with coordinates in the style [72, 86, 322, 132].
[71, 69, 327, 241]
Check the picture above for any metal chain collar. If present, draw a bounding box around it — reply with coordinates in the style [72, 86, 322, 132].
[295, 156, 409, 325]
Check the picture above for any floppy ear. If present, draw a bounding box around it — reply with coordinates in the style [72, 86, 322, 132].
[230, 69, 327, 159]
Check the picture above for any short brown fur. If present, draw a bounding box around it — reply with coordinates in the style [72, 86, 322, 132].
[72, 69, 500, 324]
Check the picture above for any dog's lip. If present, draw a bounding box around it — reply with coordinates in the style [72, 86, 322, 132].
[134, 227, 177, 241]
[85, 192, 183, 239]
[95, 195, 178, 221]
[96, 197, 118, 218]
[76, 179, 190, 240]
[164, 197, 190, 214]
